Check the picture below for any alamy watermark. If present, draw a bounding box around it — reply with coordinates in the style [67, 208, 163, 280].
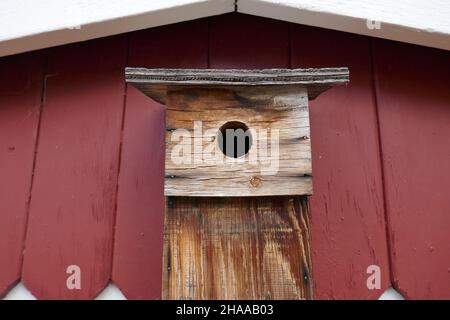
[366, 19, 382, 30]
[66, 265, 81, 290]
[366, 265, 381, 290]
[169, 121, 280, 175]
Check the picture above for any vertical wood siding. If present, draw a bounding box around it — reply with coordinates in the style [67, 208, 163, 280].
[290, 26, 391, 299]
[163, 196, 313, 299]
[0, 13, 448, 299]
[112, 20, 209, 299]
[209, 14, 289, 69]
[0, 53, 44, 297]
[21, 37, 127, 299]
[199, 14, 315, 300]
[373, 40, 450, 299]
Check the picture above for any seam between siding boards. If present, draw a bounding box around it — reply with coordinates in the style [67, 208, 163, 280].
[20, 51, 49, 281]
[368, 38, 397, 295]
[110, 34, 131, 289]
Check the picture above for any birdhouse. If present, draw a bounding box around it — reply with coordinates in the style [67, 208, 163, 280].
[126, 68, 349, 300]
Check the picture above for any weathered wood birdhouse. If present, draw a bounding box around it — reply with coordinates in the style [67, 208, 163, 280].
[126, 68, 349, 300]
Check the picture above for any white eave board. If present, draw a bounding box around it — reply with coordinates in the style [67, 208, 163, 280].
[0, 0, 235, 57]
[239, 0, 450, 50]
[0, 0, 448, 58]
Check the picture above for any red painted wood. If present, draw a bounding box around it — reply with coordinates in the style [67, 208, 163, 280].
[0, 13, 444, 300]
[209, 14, 289, 69]
[112, 21, 208, 299]
[0, 53, 44, 297]
[373, 40, 450, 299]
[290, 26, 390, 299]
[22, 37, 127, 299]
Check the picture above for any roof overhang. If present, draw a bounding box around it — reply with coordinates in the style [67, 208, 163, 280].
[125, 67, 350, 102]
[239, 0, 450, 51]
[0, 0, 448, 58]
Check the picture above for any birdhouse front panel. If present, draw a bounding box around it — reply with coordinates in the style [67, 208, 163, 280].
[126, 68, 349, 299]
[165, 85, 312, 197]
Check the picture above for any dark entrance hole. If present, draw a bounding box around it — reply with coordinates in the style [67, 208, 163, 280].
[218, 121, 253, 158]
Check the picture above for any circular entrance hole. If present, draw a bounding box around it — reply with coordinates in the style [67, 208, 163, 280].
[218, 121, 253, 158]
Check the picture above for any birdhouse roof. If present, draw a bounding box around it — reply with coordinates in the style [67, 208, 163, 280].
[125, 67, 350, 102]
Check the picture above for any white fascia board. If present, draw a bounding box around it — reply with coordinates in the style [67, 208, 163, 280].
[238, 0, 450, 50]
[0, 0, 235, 57]
[0, 0, 448, 57]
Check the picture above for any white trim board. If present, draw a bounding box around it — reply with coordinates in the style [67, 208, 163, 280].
[0, 0, 235, 57]
[239, 0, 450, 51]
[0, 0, 449, 58]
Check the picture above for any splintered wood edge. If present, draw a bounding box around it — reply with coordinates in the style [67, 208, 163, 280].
[125, 68, 350, 103]
[125, 68, 349, 85]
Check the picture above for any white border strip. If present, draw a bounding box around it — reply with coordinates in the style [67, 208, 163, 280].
[0, 0, 448, 58]
[0, 0, 235, 57]
[238, 0, 450, 50]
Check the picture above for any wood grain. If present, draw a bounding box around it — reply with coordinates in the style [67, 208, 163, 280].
[112, 20, 209, 299]
[163, 196, 313, 299]
[126, 67, 349, 102]
[161, 15, 315, 300]
[0, 53, 44, 297]
[165, 85, 312, 196]
[0, 13, 413, 300]
[174, 13, 314, 300]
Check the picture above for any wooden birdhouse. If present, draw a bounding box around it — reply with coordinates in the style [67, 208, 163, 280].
[126, 68, 349, 300]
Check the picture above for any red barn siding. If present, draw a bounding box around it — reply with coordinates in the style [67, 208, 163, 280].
[209, 14, 290, 69]
[0, 13, 448, 299]
[113, 20, 208, 299]
[291, 26, 390, 299]
[0, 53, 44, 297]
[373, 40, 450, 299]
[22, 37, 127, 299]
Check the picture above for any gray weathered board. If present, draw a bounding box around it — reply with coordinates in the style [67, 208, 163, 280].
[126, 68, 349, 197]
[126, 68, 349, 102]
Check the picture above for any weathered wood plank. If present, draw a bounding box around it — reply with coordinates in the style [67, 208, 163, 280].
[164, 85, 312, 197]
[126, 67, 349, 103]
[180, 13, 315, 300]
[22, 36, 127, 299]
[373, 39, 450, 299]
[0, 52, 44, 297]
[163, 196, 313, 299]
[113, 20, 209, 299]
[126, 67, 349, 83]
